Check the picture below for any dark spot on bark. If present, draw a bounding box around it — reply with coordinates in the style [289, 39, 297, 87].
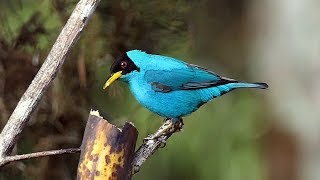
[104, 142, 108, 147]
[114, 164, 121, 171]
[89, 155, 93, 161]
[118, 156, 122, 163]
[82, 16, 87, 23]
[116, 146, 123, 153]
[105, 128, 126, 153]
[85, 169, 91, 177]
[93, 155, 99, 162]
[105, 155, 111, 164]
[95, 171, 100, 176]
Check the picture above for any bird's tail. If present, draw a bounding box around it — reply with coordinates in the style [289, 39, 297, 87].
[227, 82, 269, 89]
[200, 82, 268, 102]
[215, 82, 268, 97]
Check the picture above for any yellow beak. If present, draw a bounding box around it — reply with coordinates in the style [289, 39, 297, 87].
[103, 71, 122, 89]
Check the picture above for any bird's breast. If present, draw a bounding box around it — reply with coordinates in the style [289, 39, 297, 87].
[128, 77, 154, 105]
[127, 76, 204, 118]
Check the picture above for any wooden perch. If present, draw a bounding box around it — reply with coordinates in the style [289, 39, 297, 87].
[0, 107, 183, 177]
[132, 119, 183, 174]
[77, 110, 138, 180]
[0, 0, 101, 163]
[77, 110, 183, 179]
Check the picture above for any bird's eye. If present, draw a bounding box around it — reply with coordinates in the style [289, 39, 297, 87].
[120, 61, 127, 69]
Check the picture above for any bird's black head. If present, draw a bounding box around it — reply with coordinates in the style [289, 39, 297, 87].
[110, 53, 140, 75]
[103, 53, 140, 89]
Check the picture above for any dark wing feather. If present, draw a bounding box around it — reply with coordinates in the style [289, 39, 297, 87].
[145, 63, 236, 92]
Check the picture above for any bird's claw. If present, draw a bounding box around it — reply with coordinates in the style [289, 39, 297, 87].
[174, 120, 184, 131]
[143, 118, 184, 143]
[163, 117, 171, 122]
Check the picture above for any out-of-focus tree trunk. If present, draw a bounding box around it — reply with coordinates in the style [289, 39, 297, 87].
[249, 1, 320, 180]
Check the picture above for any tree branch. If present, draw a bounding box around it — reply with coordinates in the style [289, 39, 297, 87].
[0, 0, 101, 160]
[132, 119, 184, 174]
[0, 148, 80, 167]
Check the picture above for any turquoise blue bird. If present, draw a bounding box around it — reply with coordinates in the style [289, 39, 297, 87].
[104, 50, 268, 127]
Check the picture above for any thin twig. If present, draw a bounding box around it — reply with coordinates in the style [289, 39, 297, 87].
[0, 148, 80, 167]
[132, 119, 183, 174]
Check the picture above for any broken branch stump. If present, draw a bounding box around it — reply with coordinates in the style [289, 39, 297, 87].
[77, 111, 138, 180]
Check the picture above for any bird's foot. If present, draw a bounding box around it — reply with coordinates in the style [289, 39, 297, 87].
[143, 118, 184, 142]
[171, 118, 184, 132]
[162, 117, 171, 122]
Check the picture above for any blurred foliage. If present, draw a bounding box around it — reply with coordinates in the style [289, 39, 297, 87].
[0, 0, 268, 179]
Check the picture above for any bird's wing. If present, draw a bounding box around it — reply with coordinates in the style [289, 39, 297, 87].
[145, 64, 237, 92]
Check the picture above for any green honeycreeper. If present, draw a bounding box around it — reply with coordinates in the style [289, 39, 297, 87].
[104, 50, 268, 126]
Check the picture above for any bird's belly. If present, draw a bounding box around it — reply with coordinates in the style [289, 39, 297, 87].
[129, 81, 203, 118]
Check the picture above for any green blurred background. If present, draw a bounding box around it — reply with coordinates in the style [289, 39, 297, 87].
[1, 0, 319, 180]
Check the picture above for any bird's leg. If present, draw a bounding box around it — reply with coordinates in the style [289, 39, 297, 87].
[144, 118, 184, 141]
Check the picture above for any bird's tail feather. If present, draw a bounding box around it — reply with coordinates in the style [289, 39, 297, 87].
[228, 82, 269, 89]
[200, 82, 268, 102]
